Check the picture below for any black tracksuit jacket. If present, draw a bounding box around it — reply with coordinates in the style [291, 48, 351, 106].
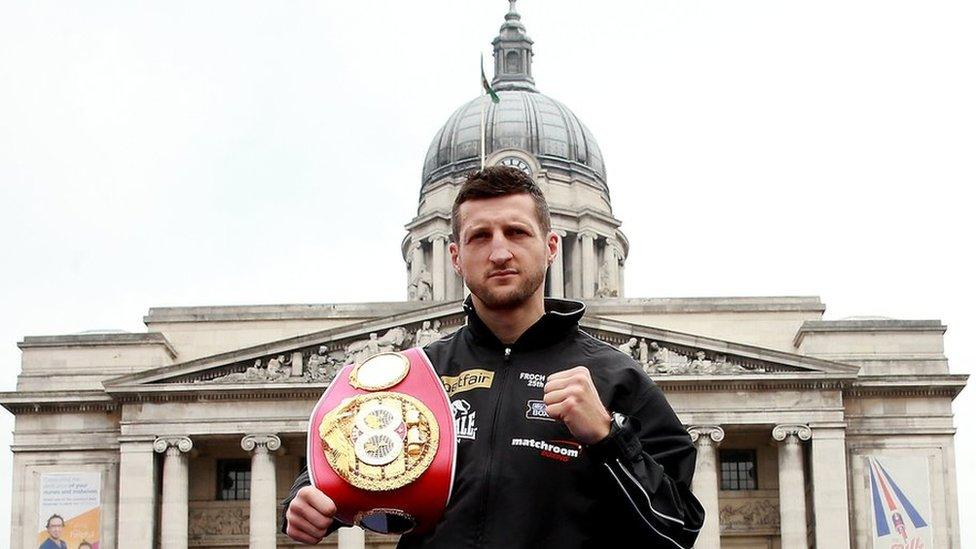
[282, 297, 704, 548]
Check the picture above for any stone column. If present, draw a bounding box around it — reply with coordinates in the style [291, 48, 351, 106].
[432, 235, 447, 300]
[810, 425, 851, 548]
[688, 425, 724, 548]
[550, 230, 565, 298]
[773, 424, 811, 548]
[154, 436, 193, 549]
[607, 243, 621, 297]
[580, 231, 596, 298]
[242, 434, 282, 549]
[446, 265, 460, 300]
[118, 439, 158, 549]
[619, 260, 625, 297]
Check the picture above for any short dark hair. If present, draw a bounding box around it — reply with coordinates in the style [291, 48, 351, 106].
[451, 165, 551, 242]
[46, 514, 64, 527]
[79, 542, 93, 549]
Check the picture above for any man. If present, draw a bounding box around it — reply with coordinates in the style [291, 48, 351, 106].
[283, 166, 704, 547]
[39, 514, 67, 549]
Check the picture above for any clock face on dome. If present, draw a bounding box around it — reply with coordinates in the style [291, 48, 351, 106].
[498, 156, 532, 175]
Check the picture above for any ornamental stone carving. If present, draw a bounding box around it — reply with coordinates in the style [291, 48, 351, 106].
[413, 320, 444, 348]
[687, 425, 726, 445]
[241, 434, 282, 453]
[772, 424, 812, 442]
[637, 340, 762, 376]
[719, 498, 780, 533]
[188, 504, 249, 538]
[153, 436, 193, 454]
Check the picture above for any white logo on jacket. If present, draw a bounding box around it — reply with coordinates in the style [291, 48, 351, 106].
[452, 399, 477, 440]
[519, 372, 546, 389]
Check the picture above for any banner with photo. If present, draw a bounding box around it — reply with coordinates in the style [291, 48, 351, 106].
[36, 472, 101, 549]
[866, 456, 933, 549]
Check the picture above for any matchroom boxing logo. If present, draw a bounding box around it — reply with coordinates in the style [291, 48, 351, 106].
[510, 437, 581, 463]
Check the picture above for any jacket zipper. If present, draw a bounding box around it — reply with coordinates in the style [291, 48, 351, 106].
[478, 346, 512, 546]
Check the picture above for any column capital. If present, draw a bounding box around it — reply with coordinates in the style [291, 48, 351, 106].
[687, 425, 725, 445]
[772, 424, 812, 442]
[578, 229, 598, 241]
[429, 233, 450, 243]
[153, 436, 193, 454]
[241, 434, 282, 453]
[553, 228, 568, 237]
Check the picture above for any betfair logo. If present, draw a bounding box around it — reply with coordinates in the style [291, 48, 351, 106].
[441, 369, 494, 397]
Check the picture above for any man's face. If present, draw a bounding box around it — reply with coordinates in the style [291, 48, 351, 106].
[47, 518, 64, 540]
[450, 193, 557, 311]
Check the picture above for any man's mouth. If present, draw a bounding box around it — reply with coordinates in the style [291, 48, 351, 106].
[488, 269, 518, 279]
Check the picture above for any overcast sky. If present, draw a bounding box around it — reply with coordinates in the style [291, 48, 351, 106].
[1, 0, 973, 545]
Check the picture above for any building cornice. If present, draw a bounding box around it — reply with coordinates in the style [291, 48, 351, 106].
[144, 301, 428, 324]
[18, 332, 177, 358]
[587, 296, 825, 315]
[793, 319, 947, 347]
[846, 374, 968, 399]
[0, 390, 117, 414]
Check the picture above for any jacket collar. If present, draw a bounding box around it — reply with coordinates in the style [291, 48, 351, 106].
[462, 295, 586, 351]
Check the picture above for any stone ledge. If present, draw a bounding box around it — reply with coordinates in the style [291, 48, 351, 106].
[144, 301, 434, 323]
[586, 296, 825, 314]
[794, 319, 946, 347]
[18, 332, 176, 357]
[0, 390, 116, 414]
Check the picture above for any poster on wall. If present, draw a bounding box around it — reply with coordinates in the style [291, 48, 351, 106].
[36, 472, 101, 549]
[866, 456, 933, 549]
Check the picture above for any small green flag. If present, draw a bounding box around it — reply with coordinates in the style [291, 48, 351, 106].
[481, 54, 500, 103]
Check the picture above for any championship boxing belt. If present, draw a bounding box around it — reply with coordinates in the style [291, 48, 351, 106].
[307, 347, 456, 535]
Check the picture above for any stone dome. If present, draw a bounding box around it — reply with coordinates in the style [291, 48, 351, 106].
[421, 90, 607, 190]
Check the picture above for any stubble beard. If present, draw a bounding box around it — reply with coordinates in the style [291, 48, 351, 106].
[470, 265, 546, 311]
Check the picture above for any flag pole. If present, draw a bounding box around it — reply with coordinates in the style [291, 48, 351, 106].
[480, 53, 487, 170]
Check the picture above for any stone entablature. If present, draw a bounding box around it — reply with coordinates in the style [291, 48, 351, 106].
[1, 299, 967, 548]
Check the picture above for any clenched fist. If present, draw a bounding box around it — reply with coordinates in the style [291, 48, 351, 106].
[285, 485, 337, 545]
[543, 366, 612, 445]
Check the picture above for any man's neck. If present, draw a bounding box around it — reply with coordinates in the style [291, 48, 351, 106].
[471, 295, 546, 345]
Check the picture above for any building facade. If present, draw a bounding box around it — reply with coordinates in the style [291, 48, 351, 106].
[2, 3, 966, 549]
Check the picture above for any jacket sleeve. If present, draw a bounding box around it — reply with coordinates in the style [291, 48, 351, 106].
[279, 467, 345, 538]
[588, 381, 705, 549]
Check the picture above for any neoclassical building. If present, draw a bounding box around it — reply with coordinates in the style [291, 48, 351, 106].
[2, 4, 966, 549]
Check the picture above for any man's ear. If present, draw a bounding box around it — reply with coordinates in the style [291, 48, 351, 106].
[547, 231, 559, 264]
[449, 241, 462, 275]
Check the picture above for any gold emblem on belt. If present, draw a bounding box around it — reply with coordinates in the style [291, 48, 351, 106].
[319, 392, 439, 491]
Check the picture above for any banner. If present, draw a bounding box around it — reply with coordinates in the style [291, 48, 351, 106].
[866, 456, 933, 549]
[36, 472, 101, 549]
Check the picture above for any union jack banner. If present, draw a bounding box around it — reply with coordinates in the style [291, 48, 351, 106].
[867, 456, 933, 549]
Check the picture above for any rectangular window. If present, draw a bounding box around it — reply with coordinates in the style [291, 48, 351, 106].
[217, 459, 251, 501]
[720, 449, 757, 490]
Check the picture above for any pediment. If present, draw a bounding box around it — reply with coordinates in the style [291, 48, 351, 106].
[581, 316, 860, 377]
[104, 303, 859, 395]
[104, 301, 467, 390]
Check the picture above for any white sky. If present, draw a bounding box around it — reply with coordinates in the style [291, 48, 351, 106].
[1, 0, 973, 545]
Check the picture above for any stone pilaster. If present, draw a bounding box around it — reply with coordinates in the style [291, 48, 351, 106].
[154, 436, 193, 549]
[118, 440, 158, 549]
[810, 425, 851, 548]
[432, 235, 447, 300]
[580, 231, 596, 298]
[550, 230, 565, 298]
[242, 434, 282, 549]
[773, 424, 811, 548]
[688, 425, 724, 548]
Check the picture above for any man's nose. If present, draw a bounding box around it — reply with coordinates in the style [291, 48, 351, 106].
[487, 237, 514, 264]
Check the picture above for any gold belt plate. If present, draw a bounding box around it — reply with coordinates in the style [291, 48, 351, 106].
[319, 392, 440, 491]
